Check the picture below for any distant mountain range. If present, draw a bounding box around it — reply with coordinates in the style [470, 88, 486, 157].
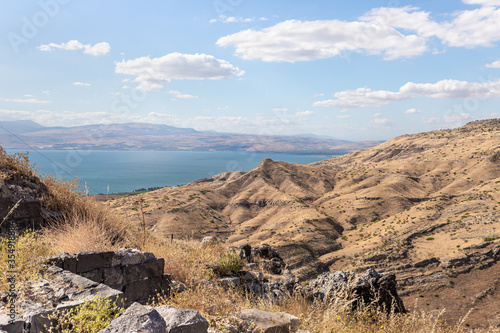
[0, 120, 382, 154]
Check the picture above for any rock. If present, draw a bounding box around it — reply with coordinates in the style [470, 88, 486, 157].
[261, 258, 285, 275]
[218, 277, 241, 288]
[123, 258, 165, 284]
[76, 251, 114, 273]
[237, 309, 300, 333]
[201, 236, 219, 247]
[156, 305, 209, 333]
[171, 281, 187, 294]
[0, 314, 25, 333]
[239, 244, 252, 261]
[98, 302, 167, 333]
[112, 248, 155, 266]
[303, 268, 405, 314]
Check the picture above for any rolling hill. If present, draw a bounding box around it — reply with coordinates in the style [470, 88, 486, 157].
[107, 119, 500, 328]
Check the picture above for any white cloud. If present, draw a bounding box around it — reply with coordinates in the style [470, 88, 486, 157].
[24, 94, 34, 97]
[485, 60, 500, 68]
[361, 5, 500, 49]
[168, 90, 198, 99]
[210, 15, 266, 23]
[313, 93, 325, 97]
[217, 19, 427, 62]
[373, 113, 382, 117]
[38, 40, 110, 56]
[337, 115, 351, 119]
[314, 79, 500, 108]
[218, 4, 500, 62]
[295, 111, 315, 117]
[405, 108, 422, 114]
[462, 0, 500, 6]
[314, 87, 404, 108]
[272, 108, 289, 112]
[0, 98, 49, 104]
[73, 82, 91, 87]
[115, 53, 245, 91]
[42, 91, 51, 95]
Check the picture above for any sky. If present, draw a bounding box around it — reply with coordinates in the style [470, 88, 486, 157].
[1, 0, 500, 141]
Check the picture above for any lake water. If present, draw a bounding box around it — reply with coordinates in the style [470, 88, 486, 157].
[6, 150, 329, 195]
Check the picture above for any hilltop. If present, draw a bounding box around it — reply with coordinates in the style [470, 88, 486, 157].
[107, 119, 500, 328]
[0, 120, 380, 154]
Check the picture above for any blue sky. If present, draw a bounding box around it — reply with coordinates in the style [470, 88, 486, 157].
[1, 0, 500, 140]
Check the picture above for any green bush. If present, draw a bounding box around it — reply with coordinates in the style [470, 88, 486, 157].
[46, 297, 124, 333]
[217, 252, 244, 276]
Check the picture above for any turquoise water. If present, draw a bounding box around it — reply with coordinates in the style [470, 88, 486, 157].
[6, 150, 329, 195]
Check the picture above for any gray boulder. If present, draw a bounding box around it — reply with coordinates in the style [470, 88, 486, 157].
[156, 305, 209, 333]
[236, 309, 300, 333]
[98, 302, 167, 333]
[303, 268, 405, 313]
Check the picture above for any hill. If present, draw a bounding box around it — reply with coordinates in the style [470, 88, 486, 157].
[0, 121, 380, 154]
[107, 119, 500, 328]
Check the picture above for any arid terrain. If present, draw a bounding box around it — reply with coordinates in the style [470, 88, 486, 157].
[107, 119, 500, 328]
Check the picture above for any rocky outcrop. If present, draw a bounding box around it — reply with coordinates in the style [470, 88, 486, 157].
[302, 268, 405, 314]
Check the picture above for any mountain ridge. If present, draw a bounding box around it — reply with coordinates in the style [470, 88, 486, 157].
[0, 120, 381, 154]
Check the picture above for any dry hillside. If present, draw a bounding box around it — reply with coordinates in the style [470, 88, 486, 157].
[108, 119, 500, 328]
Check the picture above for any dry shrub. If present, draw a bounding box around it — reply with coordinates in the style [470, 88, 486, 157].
[0, 231, 53, 292]
[157, 284, 244, 323]
[144, 238, 233, 287]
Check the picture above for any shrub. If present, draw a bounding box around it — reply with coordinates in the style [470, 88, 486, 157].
[45, 297, 124, 333]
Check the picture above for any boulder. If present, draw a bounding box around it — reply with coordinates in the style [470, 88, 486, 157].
[302, 268, 405, 314]
[156, 305, 209, 333]
[98, 302, 167, 333]
[201, 236, 219, 247]
[236, 309, 300, 333]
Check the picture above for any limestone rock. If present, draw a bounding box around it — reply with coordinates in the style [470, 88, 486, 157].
[236, 309, 300, 333]
[156, 305, 209, 333]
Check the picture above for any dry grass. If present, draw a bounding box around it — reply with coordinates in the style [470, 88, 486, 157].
[144, 237, 243, 287]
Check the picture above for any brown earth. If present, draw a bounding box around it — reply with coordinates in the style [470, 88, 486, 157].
[107, 118, 500, 329]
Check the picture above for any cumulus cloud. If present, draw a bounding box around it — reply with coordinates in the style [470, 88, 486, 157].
[217, 19, 427, 61]
[314, 79, 500, 108]
[361, 5, 500, 49]
[168, 90, 198, 99]
[38, 40, 110, 56]
[485, 60, 500, 68]
[73, 82, 91, 87]
[217, 3, 500, 62]
[115, 53, 245, 91]
[0, 98, 49, 104]
[405, 108, 422, 114]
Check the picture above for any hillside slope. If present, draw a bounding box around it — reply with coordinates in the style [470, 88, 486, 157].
[108, 119, 500, 328]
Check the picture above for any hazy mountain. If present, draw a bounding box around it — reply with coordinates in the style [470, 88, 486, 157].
[0, 121, 381, 154]
[0, 120, 49, 134]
